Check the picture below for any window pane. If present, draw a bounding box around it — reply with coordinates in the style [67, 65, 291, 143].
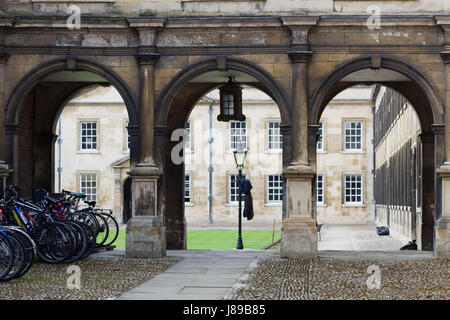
[267, 174, 283, 203]
[184, 175, 191, 203]
[80, 121, 98, 151]
[80, 173, 97, 202]
[230, 121, 247, 151]
[316, 175, 324, 204]
[344, 121, 363, 151]
[317, 122, 324, 151]
[268, 121, 282, 151]
[344, 175, 362, 204]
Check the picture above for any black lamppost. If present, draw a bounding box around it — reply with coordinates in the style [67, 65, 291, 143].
[233, 144, 247, 250]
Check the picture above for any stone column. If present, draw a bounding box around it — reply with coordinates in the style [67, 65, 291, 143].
[126, 54, 165, 256]
[126, 20, 166, 258]
[288, 51, 313, 168]
[420, 132, 435, 251]
[0, 53, 12, 192]
[281, 50, 317, 259]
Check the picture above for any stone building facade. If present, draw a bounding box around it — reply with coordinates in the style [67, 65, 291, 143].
[373, 86, 426, 248]
[54, 85, 130, 223]
[184, 87, 283, 228]
[1, 1, 450, 258]
[316, 86, 374, 225]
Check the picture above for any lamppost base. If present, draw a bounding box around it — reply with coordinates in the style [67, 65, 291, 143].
[236, 237, 244, 250]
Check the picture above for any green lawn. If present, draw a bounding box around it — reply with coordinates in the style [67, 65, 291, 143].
[111, 229, 280, 250]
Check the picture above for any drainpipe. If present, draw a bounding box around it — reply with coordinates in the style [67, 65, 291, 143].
[208, 104, 214, 224]
[57, 119, 63, 193]
[372, 105, 376, 223]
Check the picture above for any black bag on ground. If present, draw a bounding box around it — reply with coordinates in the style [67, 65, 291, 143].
[376, 226, 389, 236]
[400, 240, 417, 250]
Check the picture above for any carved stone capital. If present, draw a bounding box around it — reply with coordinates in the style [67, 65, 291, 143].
[441, 51, 450, 65]
[281, 17, 318, 50]
[287, 51, 313, 64]
[279, 124, 291, 136]
[4, 123, 19, 135]
[419, 132, 434, 143]
[154, 125, 169, 137]
[308, 124, 321, 137]
[0, 53, 9, 65]
[128, 18, 166, 47]
[431, 123, 445, 135]
[136, 53, 160, 66]
[127, 124, 139, 137]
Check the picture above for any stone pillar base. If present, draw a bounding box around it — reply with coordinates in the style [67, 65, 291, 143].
[435, 216, 450, 258]
[281, 217, 317, 259]
[0, 164, 12, 194]
[436, 164, 450, 258]
[126, 216, 166, 258]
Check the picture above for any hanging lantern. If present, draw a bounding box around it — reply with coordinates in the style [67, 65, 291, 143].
[217, 76, 245, 122]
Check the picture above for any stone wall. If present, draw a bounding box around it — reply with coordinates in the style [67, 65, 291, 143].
[2, 0, 449, 16]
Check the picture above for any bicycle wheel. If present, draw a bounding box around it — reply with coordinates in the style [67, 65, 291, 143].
[36, 222, 74, 264]
[70, 211, 100, 239]
[0, 232, 14, 281]
[93, 212, 109, 247]
[77, 221, 97, 259]
[1, 231, 26, 282]
[63, 221, 88, 263]
[9, 229, 35, 278]
[99, 212, 119, 247]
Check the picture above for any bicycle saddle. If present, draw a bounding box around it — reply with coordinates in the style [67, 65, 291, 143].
[84, 200, 96, 207]
[44, 195, 62, 204]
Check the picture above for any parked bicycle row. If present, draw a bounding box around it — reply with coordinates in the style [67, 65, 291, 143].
[0, 185, 119, 282]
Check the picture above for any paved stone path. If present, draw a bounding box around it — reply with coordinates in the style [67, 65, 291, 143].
[318, 223, 405, 251]
[116, 250, 278, 300]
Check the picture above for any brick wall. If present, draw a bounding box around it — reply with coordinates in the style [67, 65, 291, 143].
[17, 89, 35, 197]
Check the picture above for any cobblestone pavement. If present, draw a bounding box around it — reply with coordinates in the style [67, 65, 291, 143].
[0, 256, 178, 300]
[227, 255, 449, 300]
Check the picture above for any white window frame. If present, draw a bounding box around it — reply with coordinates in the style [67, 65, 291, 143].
[228, 173, 246, 204]
[343, 120, 363, 151]
[124, 119, 130, 153]
[267, 121, 282, 152]
[316, 174, 325, 205]
[230, 121, 247, 151]
[317, 121, 325, 152]
[184, 121, 191, 152]
[79, 120, 99, 152]
[79, 172, 98, 202]
[184, 174, 191, 204]
[343, 173, 363, 205]
[267, 174, 283, 204]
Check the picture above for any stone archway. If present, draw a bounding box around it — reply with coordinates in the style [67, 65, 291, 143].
[308, 55, 445, 252]
[310, 55, 443, 127]
[154, 57, 291, 249]
[3, 58, 139, 194]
